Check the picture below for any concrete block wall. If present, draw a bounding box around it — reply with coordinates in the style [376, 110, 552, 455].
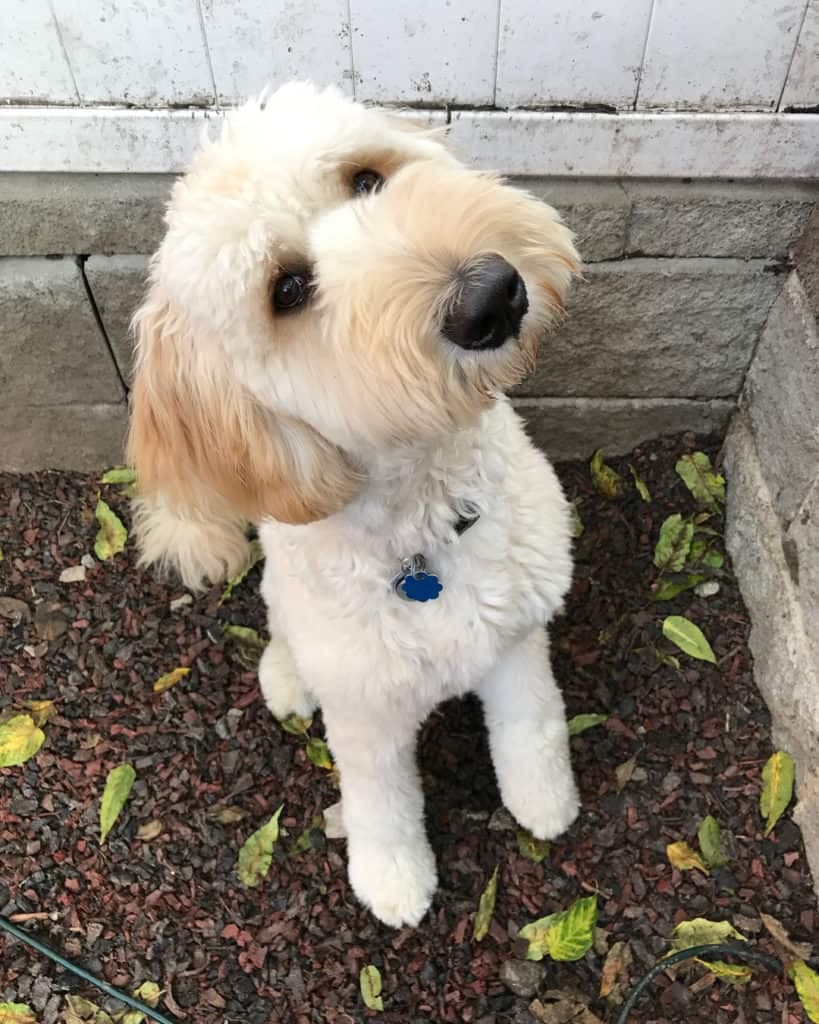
[724, 208, 819, 886]
[0, 174, 817, 470]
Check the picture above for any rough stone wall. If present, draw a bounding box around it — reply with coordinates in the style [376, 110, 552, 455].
[0, 174, 816, 470]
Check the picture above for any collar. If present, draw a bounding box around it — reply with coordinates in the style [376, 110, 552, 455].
[392, 504, 481, 602]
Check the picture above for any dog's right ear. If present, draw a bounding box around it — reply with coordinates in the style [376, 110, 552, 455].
[126, 285, 362, 590]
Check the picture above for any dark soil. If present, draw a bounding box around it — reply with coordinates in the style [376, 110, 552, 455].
[1, 432, 816, 1024]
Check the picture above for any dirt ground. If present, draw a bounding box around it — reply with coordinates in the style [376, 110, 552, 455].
[1, 432, 816, 1024]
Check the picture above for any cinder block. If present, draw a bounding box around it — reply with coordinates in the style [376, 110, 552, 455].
[0, 402, 128, 472]
[84, 255, 150, 380]
[0, 257, 124, 406]
[516, 396, 734, 461]
[626, 180, 818, 259]
[518, 258, 783, 400]
[743, 273, 819, 526]
[785, 478, 819, 666]
[510, 177, 629, 262]
[0, 173, 173, 256]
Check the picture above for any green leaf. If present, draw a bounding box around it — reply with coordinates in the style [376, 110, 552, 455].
[695, 959, 752, 986]
[629, 465, 651, 502]
[0, 714, 46, 767]
[473, 866, 499, 942]
[670, 918, 747, 952]
[676, 452, 725, 509]
[590, 450, 622, 499]
[760, 750, 795, 836]
[545, 895, 599, 962]
[219, 540, 265, 605]
[238, 806, 283, 887]
[100, 467, 137, 486]
[222, 624, 265, 669]
[94, 499, 128, 560]
[306, 737, 334, 770]
[570, 501, 584, 539]
[567, 713, 608, 737]
[689, 537, 725, 570]
[662, 615, 716, 663]
[653, 514, 694, 572]
[653, 574, 707, 602]
[280, 714, 313, 736]
[698, 815, 729, 868]
[290, 814, 324, 856]
[791, 960, 819, 1022]
[360, 965, 384, 1012]
[516, 829, 551, 864]
[132, 981, 160, 1008]
[0, 1004, 36, 1024]
[100, 763, 136, 844]
[152, 666, 190, 694]
[519, 913, 560, 961]
[656, 649, 681, 670]
[666, 840, 708, 874]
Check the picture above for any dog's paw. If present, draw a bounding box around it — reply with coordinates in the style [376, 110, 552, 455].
[502, 766, 580, 841]
[258, 640, 316, 721]
[348, 839, 437, 928]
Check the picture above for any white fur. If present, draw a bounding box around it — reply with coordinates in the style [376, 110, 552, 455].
[128, 83, 581, 928]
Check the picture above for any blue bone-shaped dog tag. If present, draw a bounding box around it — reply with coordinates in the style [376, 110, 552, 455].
[393, 555, 443, 602]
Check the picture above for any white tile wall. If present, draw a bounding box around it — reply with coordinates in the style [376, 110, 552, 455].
[781, 0, 819, 109]
[0, 0, 77, 103]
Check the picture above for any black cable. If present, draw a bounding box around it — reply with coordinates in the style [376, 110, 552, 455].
[616, 942, 783, 1024]
[0, 916, 180, 1024]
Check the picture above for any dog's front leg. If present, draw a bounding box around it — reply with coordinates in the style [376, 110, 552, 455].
[322, 704, 436, 928]
[478, 627, 579, 841]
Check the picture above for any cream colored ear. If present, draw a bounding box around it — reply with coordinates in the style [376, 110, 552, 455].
[126, 287, 361, 589]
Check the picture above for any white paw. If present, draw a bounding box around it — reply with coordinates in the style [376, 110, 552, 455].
[258, 640, 316, 720]
[502, 763, 580, 841]
[348, 839, 437, 928]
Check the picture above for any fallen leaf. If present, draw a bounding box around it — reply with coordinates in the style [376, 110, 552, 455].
[529, 994, 603, 1024]
[760, 912, 813, 966]
[662, 616, 716, 663]
[690, 537, 724, 569]
[0, 715, 46, 768]
[34, 601, 69, 640]
[238, 806, 283, 887]
[153, 666, 190, 694]
[655, 649, 681, 670]
[169, 593, 193, 612]
[666, 840, 708, 874]
[676, 452, 725, 509]
[695, 959, 752, 986]
[323, 800, 345, 839]
[26, 699, 56, 727]
[133, 982, 160, 1008]
[629, 465, 651, 502]
[670, 918, 747, 952]
[760, 750, 795, 836]
[305, 737, 334, 770]
[569, 502, 584, 539]
[698, 815, 729, 868]
[567, 713, 608, 738]
[0, 1003, 36, 1024]
[360, 964, 384, 1012]
[101, 467, 137, 486]
[136, 820, 163, 842]
[652, 574, 707, 602]
[94, 499, 128, 560]
[222, 624, 265, 669]
[59, 565, 87, 584]
[219, 540, 265, 605]
[517, 829, 551, 863]
[279, 714, 313, 736]
[653, 514, 694, 572]
[520, 895, 598, 963]
[615, 756, 637, 794]
[0, 546, 3, 561]
[206, 805, 249, 825]
[99, 763, 136, 844]
[590, 450, 622, 499]
[791, 960, 819, 1022]
[600, 940, 633, 1003]
[473, 866, 499, 942]
[0, 597, 30, 624]
[290, 815, 324, 855]
[62, 996, 114, 1024]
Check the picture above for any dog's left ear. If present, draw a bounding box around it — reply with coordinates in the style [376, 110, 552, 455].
[126, 284, 362, 588]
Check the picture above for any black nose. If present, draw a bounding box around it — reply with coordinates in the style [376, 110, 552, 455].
[443, 255, 529, 351]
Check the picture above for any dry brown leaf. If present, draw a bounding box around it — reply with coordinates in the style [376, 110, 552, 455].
[0, 597, 30, 624]
[615, 756, 637, 794]
[529, 991, 603, 1024]
[760, 912, 812, 966]
[137, 820, 163, 841]
[600, 941, 633, 1004]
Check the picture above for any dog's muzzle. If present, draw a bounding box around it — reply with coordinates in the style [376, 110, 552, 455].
[443, 254, 529, 351]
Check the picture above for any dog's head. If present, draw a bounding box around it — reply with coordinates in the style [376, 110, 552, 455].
[128, 82, 579, 586]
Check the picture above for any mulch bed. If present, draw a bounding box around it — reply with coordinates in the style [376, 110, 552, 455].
[1, 432, 816, 1024]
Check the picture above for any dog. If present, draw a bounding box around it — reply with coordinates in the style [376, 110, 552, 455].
[127, 82, 581, 928]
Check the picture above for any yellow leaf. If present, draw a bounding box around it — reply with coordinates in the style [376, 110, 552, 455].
[25, 699, 56, 727]
[137, 820, 163, 841]
[100, 763, 136, 844]
[516, 829, 551, 864]
[791, 960, 819, 1022]
[133, 982, 160, 1008]
[666, 841, 708, 874]
[600, 940, 633, 1003]
[473, 866, 499, 942]
[238, 806, 283, 887]
[305, 737, 334, 770]
[360, 965, 384, 1012]
[153, 667, 190, 694]
[695, 959, 752, 986]
[590, 450, 622, 499]
[629, 465, 651, 502]
[0, 1004, 36, 1024]
[219, 540, 265, 605]
[0, 714, 46, 768]
[760, 750, 795, 836]
[670, 918, 747, 952]
[520, 895, 598, 963]
[0, 545, 4, 561]
[94, 499, 128, 560]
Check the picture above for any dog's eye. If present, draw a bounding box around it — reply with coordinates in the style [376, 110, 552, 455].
[352, 169, 384, 196]
[272, 272, 310, 312]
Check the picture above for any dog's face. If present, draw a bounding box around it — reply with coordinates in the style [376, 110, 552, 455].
[128, 83, 579, 580]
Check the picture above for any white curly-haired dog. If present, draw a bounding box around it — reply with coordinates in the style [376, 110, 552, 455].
[128, 82, 581, 928]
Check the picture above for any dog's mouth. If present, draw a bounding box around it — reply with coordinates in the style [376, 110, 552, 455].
[442, 254, 529, 353]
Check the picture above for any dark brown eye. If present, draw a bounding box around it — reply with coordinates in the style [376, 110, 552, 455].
[352, 169, 384, 196]
[272, 272, 310, 311]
